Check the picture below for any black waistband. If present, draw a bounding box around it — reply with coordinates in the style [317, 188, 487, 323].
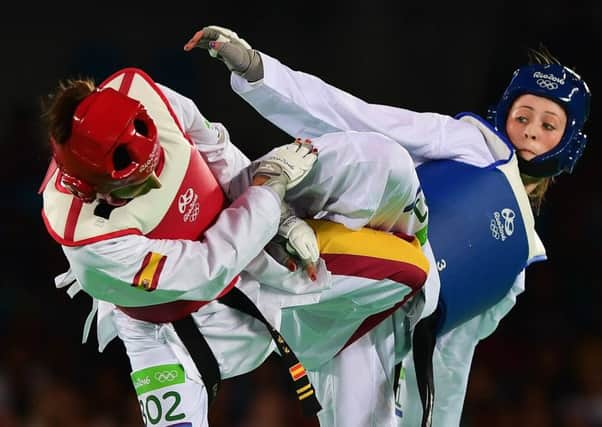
[172, 287, 322, 417]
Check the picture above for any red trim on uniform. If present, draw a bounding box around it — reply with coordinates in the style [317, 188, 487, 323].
[338, 294, 417, 355]
[38, 159, 58, 194]
[119, 300, 208, 323]
[393, 231, 415, 243]
[118, 275, 241, 323]
[149, 255, 167, 291]
[321, 253, 426, 291]
[63, 198, 84, 241]
[321, 253, 427, 356]
[133, 252, 152, 287]
[101, 67, 190, 143]
[118, 71, 134, 93]
[215, 276, 240, 299]
[41, 211, 143, 246]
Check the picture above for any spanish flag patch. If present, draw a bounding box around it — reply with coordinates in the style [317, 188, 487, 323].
[132, 252, 167, 291]
[289, 363, 307, 381]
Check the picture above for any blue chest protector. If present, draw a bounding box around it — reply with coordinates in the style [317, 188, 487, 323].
[417, 161, 526, 335]
[416, 115, 545, 335]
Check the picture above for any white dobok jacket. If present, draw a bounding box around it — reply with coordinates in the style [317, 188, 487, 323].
[227, 51, 547, 426]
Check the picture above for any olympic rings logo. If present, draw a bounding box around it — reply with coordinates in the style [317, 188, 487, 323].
[536, 79, 558, 90]
[154, 370, 179, 382]
[178, 188, 195, 213]
[183, 203, 199, 222]
[490, 208, 516, 241]
[178, 187, 200, 222]
[490, 219, 501, 240]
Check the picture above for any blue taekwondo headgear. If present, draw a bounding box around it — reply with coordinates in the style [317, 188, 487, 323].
[487, 63, 591, 177]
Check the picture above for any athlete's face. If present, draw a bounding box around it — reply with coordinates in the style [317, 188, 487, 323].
[505, 94, 567, 161]
[103, 172, 162, 206]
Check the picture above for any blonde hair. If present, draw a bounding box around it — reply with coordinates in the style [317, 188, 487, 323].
[520, 173, 554, 214]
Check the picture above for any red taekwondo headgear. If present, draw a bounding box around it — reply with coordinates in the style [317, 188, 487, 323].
[52, 88, 161, 203]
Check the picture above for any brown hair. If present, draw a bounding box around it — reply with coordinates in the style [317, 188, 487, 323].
[41, 78, 96, 145]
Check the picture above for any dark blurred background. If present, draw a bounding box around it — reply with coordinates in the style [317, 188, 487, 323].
[1, 2, 600, 426]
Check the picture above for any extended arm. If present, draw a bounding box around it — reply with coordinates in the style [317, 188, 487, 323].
[184, 26, 490, 167]
[64, 186, 281, 306]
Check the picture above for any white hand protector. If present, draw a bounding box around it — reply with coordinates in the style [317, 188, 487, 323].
[264, 204, 319, 281]
[279, 215, 320, 264]
[255, 139, 318, 189]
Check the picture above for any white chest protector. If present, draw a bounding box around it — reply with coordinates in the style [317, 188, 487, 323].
[41, 68, 230, 322]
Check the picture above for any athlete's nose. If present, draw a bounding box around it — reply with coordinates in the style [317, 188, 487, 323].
[524, 124, 538, 140]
